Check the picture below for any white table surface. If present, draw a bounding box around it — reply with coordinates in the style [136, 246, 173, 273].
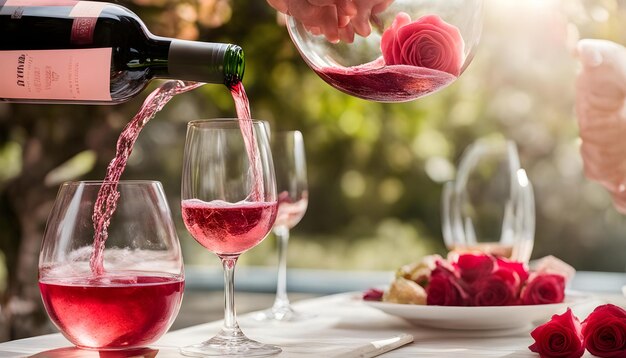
[0, 291, 623, 358]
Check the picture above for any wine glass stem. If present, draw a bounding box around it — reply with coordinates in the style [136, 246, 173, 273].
[221, 256, 240, 332]
[273, 226, 290, 310]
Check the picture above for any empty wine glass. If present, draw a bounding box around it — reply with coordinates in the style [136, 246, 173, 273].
[442, 138, 535, 263]
[39, 180, 184, 350]
[256, 130, 309, 322]
[286, 0, 483, 102]
[180, 119, 280, 356]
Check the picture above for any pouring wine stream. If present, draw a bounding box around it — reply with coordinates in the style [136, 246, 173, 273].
[90, 79, 259, 275]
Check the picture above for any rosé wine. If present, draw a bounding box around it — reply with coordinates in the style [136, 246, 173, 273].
[316, 58, 456, 102]
[231, 81, 264, 201]
[90, 80, 202, 275]
[182, 199, 277, 256]
[91, 80, 259, 275]
[39, 275, 184, 349]
[275, 197, 308, 230]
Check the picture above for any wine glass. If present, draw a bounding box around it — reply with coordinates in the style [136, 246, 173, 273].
[256, 130, 309, 322]
[180, 119, 280, 356]
[442, 138, 535, 263]
[286, 0, 483, 102]
[39, 180, 184, 350]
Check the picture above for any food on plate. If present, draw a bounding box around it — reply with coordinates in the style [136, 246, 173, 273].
[363, 253, 571, 306]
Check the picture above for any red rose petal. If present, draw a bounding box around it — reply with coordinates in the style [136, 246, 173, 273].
[520, 273, 565, 305]
[582, 304, 626, 357]
[454, 253, 495, 284]
[529, 308, 584, 358]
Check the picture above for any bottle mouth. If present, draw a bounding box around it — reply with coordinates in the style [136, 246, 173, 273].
[224, 44, 245, 88]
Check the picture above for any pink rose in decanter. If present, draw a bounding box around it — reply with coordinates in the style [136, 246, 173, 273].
[381, 12, 464, 76]
[575, 39, 626, 214]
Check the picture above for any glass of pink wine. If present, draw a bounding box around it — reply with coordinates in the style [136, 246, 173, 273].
[38, 180, 185, 351]
[256, 130, 309, 322]
[180, 119, 280, 356]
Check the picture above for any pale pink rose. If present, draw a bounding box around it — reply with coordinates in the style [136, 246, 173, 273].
[532, 255, 576, 283]
[380, 12, 464, 76]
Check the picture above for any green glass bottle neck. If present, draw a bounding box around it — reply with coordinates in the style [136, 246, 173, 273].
[149, 39, 245, 86]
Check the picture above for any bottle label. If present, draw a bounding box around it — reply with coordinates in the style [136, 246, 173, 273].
[68, 0, 106, 17]
[1, 0, 76, 6]
[0, 0, 106, 44]
[0, 0, 105, 13]
[0, 48, 112, 101]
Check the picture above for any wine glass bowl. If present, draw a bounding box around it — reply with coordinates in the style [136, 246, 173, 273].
[180, 119, 280, 356]
[38, 180, 184, 351]
[256, 130, 309, 322]
[442, 138, 535, 263]
[286, 0, 483, 102]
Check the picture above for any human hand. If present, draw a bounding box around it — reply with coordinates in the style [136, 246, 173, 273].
[575, 39, 626, 213]
[267, 0, 393, 43]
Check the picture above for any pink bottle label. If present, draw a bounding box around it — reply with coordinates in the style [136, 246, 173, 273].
[1, 0, 76, 6]
[68, 1, 108, 44]
[0, 48, 112, 101]
[68, 0, 106, 17]
[0, 0, 106, 44]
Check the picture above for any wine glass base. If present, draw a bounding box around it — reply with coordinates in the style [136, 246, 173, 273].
[180, 336, 281, 357]
[254, 306, 316, 322]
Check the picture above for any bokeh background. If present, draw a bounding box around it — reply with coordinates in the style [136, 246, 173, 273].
[2, 0, 626, 341]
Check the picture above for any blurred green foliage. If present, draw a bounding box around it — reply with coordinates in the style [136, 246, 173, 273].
[3, 0, 626, 339]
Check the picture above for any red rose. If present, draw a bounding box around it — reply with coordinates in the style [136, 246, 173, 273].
[455, 253, 495, 283]
[426, 263, 469, 306]
[471, 268, 520, 306]
[529, 308, 585, 358]
[496, 257, 530, 283]
[582, 304, 626, 357]
[380, 12, 464, 76]
[520, 273, 565, 305]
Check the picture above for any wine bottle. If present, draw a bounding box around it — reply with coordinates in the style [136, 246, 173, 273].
[0, 0, 245, 104]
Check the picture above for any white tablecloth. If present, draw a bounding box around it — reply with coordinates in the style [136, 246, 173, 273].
[0, 292, 622, 358]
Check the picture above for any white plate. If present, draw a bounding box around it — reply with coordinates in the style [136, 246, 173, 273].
[363, 292, 589, 330]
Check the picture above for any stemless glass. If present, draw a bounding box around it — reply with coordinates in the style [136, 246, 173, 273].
[180, 119, 280, 356]
[286, 0, 483, 102]
[256, 130, 309, 322]
[442, 138, 535, 263]
[39, 180, 184, 351]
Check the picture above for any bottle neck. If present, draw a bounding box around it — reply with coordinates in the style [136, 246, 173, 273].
[149, 38, 244, 86]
